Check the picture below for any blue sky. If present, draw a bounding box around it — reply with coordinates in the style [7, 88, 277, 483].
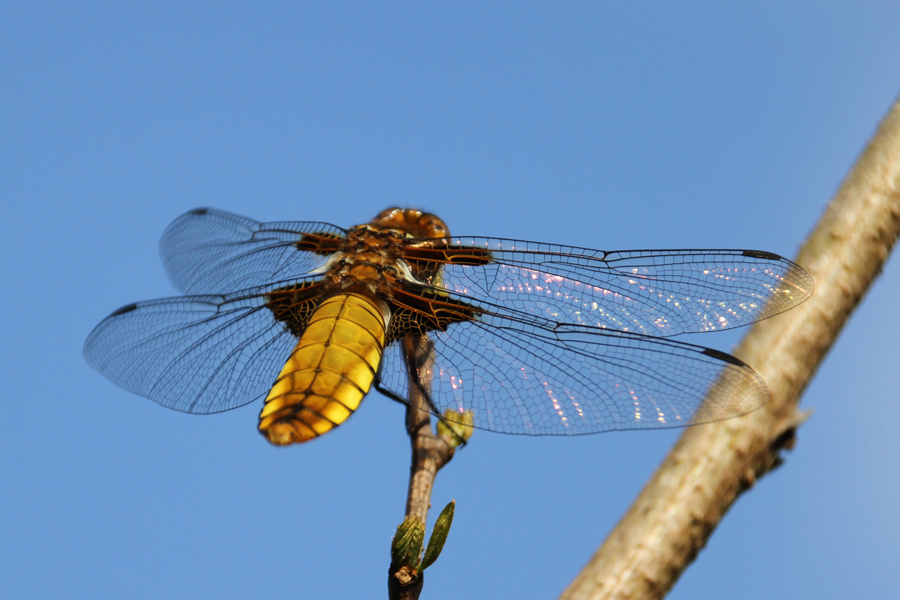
[3, 3, 899, 599]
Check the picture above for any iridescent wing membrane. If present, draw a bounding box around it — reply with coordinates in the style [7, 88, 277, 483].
[84, 208, 813, 435]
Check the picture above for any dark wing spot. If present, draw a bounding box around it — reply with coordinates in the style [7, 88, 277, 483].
[742, 249, 781, 261]
[295, 232, 345, 256]
[110, 303, 139, 317]
[265, 281, 328, 337]
[702, 347, 749, 367]
[387, 286, 482, 342]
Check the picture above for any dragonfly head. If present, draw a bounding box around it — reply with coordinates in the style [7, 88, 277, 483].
[372, 207, 450, 240]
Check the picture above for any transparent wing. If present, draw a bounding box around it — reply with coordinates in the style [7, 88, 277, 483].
[83, 284, 305, 414]
[414, 238, 813, 337]
[159, 207, 347, 294]
[378, 307, 767, 436]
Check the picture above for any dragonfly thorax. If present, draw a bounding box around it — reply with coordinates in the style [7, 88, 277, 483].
[325, 225, 416, 300]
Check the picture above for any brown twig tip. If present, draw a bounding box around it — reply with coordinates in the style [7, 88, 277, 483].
[388, 565, 423, 600]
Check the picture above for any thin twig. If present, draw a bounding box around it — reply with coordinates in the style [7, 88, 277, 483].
[388, 335, 456, 600]
[403, 336, 455, 523]
[559, 93, 900, 600]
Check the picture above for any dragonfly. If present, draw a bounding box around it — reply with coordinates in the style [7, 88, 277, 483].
[84, 207, 813, 445]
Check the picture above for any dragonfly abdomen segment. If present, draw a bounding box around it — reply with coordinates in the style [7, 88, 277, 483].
[258, 293, 387, 445]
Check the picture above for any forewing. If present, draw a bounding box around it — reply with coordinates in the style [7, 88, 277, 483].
[160, 207, 347, 294]
[83, 285, 305, 414]
[378, 307, 767, 436]
[411, 239, 813, 337]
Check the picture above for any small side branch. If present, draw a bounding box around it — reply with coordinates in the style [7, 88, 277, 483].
[559, 94, 900, 600]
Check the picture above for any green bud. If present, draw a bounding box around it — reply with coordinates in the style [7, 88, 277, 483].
[390, 516, 426, 571]
[437, 409, 475, 447]
[420, 500, 455, 571]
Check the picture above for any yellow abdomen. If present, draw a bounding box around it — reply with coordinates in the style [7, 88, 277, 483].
[259, 293, 387, 445]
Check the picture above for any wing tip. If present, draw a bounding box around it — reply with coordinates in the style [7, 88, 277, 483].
[691, 355, 770, 424]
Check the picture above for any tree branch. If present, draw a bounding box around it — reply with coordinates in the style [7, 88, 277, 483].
[559, 93, 900, 600]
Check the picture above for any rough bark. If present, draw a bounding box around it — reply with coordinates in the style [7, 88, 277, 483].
[559, 94, 900, 600]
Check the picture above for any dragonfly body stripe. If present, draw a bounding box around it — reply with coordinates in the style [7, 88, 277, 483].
[258, 293, 387, 445]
